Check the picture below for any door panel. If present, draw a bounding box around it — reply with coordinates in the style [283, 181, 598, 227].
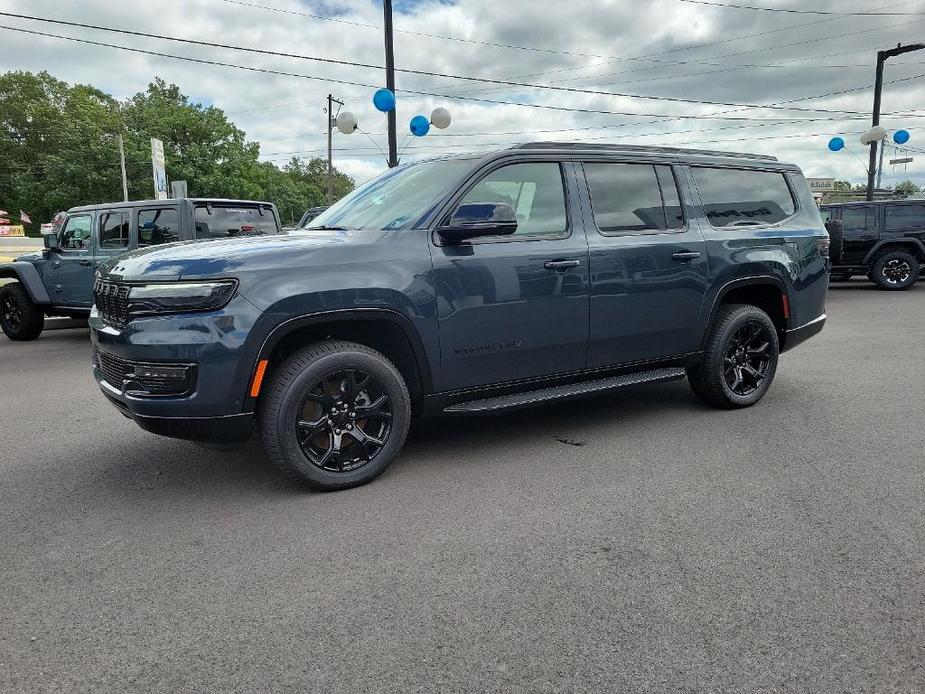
[52, 213, 94, 307]
[839, 205, 878, 264]
[431, 161, 590, 391]
[580, 162, 709, 367]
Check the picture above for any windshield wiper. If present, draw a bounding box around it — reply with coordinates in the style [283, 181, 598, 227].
[305, 225, 350, 231]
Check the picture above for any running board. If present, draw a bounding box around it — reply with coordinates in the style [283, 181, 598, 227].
[444, 367, 687, 414]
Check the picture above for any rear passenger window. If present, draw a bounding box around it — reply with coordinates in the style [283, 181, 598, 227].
[584, 163, 682, 234]
[884, 204, 925, 231]
[139, 208, 180, 246]
[693, 167, 796, 228]
[99, 212, 129, 249]
[458, 163, 567, 237]
[842, 207, 875, 233]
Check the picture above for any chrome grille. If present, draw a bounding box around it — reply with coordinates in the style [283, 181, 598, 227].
[93, 278, 130, 326]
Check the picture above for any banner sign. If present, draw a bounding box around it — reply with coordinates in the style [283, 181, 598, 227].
[151, 138, 168, 201]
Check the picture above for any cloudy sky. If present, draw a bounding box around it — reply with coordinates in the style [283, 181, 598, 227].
[1, 0, 924, 187]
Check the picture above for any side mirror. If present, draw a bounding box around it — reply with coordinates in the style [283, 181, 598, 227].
[437, 202, 518, 243]
[43, 233, 60, 250]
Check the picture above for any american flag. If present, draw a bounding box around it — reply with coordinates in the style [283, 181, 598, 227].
[20, 210, 32, 224]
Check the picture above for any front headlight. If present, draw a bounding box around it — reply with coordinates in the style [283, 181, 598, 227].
[127, 280, 237, 316]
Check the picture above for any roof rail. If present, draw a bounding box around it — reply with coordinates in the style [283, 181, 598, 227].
[511, 142, 778, 161]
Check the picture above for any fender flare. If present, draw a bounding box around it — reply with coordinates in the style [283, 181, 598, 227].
[0, 262, 52, 304]
[255, 307, 434, 394]
[699, 275, 791, 349]
[862, 238, 925, 264]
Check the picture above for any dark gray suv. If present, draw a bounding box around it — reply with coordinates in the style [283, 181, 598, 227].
[89, 143, 829, 490]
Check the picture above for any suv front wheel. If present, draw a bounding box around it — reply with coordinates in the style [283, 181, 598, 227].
[871, 249, 919, 290]
[687, 304, 779, 409]
[0, 283, 44, 341]
[259, 340, 411, 491]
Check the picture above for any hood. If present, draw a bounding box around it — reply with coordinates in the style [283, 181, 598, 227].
[100, 228, 388, 281]
[15, 251, 43, 263]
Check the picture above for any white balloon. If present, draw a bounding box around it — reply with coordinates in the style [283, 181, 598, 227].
[430, 107, 451, 130]
[335, 111, 358, 135]
[859, 125, 887, 145]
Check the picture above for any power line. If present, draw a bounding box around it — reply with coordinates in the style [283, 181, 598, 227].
[0, 11, 881, 117]
[2, 23, 883, 123]
[678, 0, 925, 15]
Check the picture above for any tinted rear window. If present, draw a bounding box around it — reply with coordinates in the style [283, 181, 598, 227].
[884, 203, 925, 231]
[693, 167, 796, 228]
[194, 205, 279, 239]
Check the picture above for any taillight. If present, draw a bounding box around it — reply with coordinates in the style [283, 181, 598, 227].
[817, 237, 830, 258]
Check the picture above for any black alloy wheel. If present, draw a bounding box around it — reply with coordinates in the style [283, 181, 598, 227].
[722, 321, 774, 397]
[259, 340, 411, 491]
[686, 303, 779, 409]
[881, 258, 912, 285]
[1, 292, 22, 332]
[871, 250, 919, 291]
[296, 368, 393, 473]
[0, 283, 44, 341]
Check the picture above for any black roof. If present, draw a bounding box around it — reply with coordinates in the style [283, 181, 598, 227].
[511, 142, 777, 162]
[67, 198, 275, 213]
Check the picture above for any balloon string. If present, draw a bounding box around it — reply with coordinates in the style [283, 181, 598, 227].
[355, 127, 387, 164]
[398, 133, 414, 159]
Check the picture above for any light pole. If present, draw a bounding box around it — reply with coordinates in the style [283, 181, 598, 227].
[866, 43, 925, 201]
[383, 0, 398, 168]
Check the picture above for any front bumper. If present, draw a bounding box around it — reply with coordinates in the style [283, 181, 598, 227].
[781, 313, 826, 353]
[89, 295, 262, 445]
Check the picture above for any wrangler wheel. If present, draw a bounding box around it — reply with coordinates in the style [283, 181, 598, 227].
[871, 250, 918, 290]
[0, 283, 44, 341]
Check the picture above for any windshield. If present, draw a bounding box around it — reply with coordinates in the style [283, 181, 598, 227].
[306, 159, 474, 231]
[194, 204, 279, 238]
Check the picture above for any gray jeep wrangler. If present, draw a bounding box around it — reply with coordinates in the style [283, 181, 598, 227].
[0, 198, 281, 340]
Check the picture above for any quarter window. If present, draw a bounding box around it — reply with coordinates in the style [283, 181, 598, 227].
[60, 215, 91, 250]
[139, 208, 180, 246]
[458, 163, 567, 237]
[583, 163, 684, 233]
[693, 167, 796, 228]
[99, 211, 129, 249]
[884, 204, 925, 231]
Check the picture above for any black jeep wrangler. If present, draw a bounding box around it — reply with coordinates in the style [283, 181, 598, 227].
[821, 199, 925, 290]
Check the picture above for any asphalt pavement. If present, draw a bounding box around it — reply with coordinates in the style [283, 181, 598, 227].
[1, 281, 923, 693]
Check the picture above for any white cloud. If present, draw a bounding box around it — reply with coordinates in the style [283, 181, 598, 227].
[1, 0, 924, 186]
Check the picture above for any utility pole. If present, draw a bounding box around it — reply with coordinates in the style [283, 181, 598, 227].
[383, 0, 398, 168]
[326, 93, 344, 204]
[866, 43, 925, 201]
[117, 133, 129, 202]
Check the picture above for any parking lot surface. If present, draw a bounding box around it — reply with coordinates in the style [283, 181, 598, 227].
[1, 282, 923, 693]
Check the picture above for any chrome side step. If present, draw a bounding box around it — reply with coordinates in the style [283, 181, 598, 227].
[444, 367, 686, 414]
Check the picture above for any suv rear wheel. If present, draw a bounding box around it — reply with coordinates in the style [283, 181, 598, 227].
[0, 283, 44, 341]
[687, 304, 779, 409]
[871, 249, 919, 290]
[259, 340, 411, 491]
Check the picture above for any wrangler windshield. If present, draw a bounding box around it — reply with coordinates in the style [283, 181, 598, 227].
[306, 159, 473, 231]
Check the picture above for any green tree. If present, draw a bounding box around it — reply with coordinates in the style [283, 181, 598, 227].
[893, 180, 921, 199]
[832, 180, 853, 191]
[0, 72, 354, 235]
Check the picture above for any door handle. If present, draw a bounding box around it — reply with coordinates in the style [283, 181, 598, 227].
[544, 259, 581, 271]
[672, 251, 701, 262]
[79, 259, 92, 266]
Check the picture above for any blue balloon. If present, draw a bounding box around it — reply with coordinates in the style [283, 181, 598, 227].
[372, 88, 395, 113]
[410, 115, 430, 137]
[828, 136, 845, 152]
[893, 129, 910, 144]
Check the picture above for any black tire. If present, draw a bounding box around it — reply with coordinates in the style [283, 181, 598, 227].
[0, 283, 44, 341]
[259, 340, 411, 491]
[686, 304, 779, 409]
[824, 219, 844, 264]
[870, 250, 919, 290]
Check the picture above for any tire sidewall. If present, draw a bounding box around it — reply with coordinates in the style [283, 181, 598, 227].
[712, 308, 779, 407]
[265, 348, 410, 489]
[872, 251, 919, 290]
[0, 283, 43, 340]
